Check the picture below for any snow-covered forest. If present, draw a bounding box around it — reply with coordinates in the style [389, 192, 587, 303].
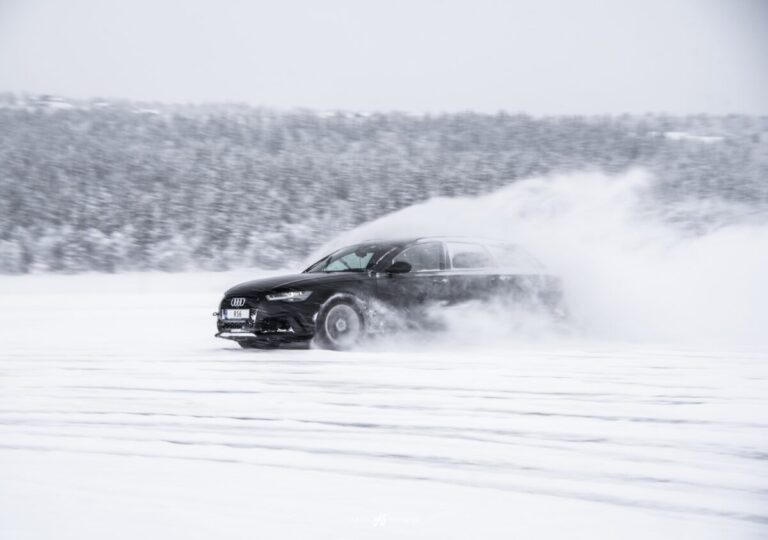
[0, 93, 766, 273]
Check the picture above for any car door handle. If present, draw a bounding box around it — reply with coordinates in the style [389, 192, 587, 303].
[432, 277, 449, 284]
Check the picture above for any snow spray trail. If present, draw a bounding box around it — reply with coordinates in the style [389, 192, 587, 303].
[309, 170, 768, 350]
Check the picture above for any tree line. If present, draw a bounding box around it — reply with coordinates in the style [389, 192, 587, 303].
[0, 94, 766, 273]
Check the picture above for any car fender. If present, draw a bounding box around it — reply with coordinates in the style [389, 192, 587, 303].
[314, 292, 371, 328]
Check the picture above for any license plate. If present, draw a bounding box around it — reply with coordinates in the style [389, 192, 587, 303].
[225, 309, 250, 320]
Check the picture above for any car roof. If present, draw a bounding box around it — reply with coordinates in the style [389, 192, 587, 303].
[359, 236, 510, 246]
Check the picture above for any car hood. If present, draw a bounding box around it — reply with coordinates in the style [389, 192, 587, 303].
[224, 272, 365, 296]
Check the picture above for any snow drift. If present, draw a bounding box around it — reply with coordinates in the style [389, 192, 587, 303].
[310, 170, 768, 350]
[2, 173, 767, 540]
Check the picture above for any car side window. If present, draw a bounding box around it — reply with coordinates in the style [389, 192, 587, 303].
[393, 243, 443, 272]
[446, 242, 494, 269]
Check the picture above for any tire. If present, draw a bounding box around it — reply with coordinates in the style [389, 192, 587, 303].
[237, 340, 278, 350]
[314, 300, 365, 350]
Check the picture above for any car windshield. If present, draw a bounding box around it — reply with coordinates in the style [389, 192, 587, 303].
[305, 243, 397, 273]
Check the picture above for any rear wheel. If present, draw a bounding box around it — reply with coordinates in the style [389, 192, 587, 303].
[314, 301, 364, 350]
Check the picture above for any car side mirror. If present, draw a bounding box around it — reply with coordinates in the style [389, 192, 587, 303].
[385, 261, 412, 274]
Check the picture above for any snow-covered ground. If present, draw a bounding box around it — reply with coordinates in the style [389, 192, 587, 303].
[1, 272, 767, 539]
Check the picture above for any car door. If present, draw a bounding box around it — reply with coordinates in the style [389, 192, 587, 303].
[444, 241, 496, 302]
[484, 242, 552, 304]
[376, 241, 450, 309]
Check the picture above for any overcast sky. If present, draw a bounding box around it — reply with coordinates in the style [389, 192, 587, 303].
[0, 0, 766, 114]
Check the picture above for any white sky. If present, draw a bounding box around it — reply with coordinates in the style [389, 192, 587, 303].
[0, 0, 766, 114]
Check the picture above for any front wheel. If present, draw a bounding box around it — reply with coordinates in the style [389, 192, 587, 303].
[314, 300, 364, 350]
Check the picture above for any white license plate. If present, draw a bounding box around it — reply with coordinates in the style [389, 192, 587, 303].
[225, 309, 250, 320]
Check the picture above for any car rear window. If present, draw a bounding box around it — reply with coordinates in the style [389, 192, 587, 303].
[446, 242, 494, 269]
[486, 244, 543, 272]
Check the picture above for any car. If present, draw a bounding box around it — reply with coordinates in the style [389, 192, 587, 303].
[214, 237, 563, 350]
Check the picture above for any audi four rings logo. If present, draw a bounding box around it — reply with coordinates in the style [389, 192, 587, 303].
[230, 298, 246, 307]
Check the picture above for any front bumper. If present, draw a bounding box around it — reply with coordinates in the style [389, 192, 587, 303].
[215, 296, 317, 343]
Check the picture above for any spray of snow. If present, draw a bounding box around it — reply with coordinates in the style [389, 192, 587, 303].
[310, 170, 768, 350]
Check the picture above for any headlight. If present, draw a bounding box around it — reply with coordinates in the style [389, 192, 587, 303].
[265, 290, 313, 302]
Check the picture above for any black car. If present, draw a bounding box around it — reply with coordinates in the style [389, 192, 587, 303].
[215, 237, 563, 350]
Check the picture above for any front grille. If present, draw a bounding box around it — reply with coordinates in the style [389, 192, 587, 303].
[218, 296, 259, 330]
[220, 319, 255, 330]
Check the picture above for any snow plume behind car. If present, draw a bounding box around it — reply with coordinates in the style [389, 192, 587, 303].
[310, 170, 768, 350]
